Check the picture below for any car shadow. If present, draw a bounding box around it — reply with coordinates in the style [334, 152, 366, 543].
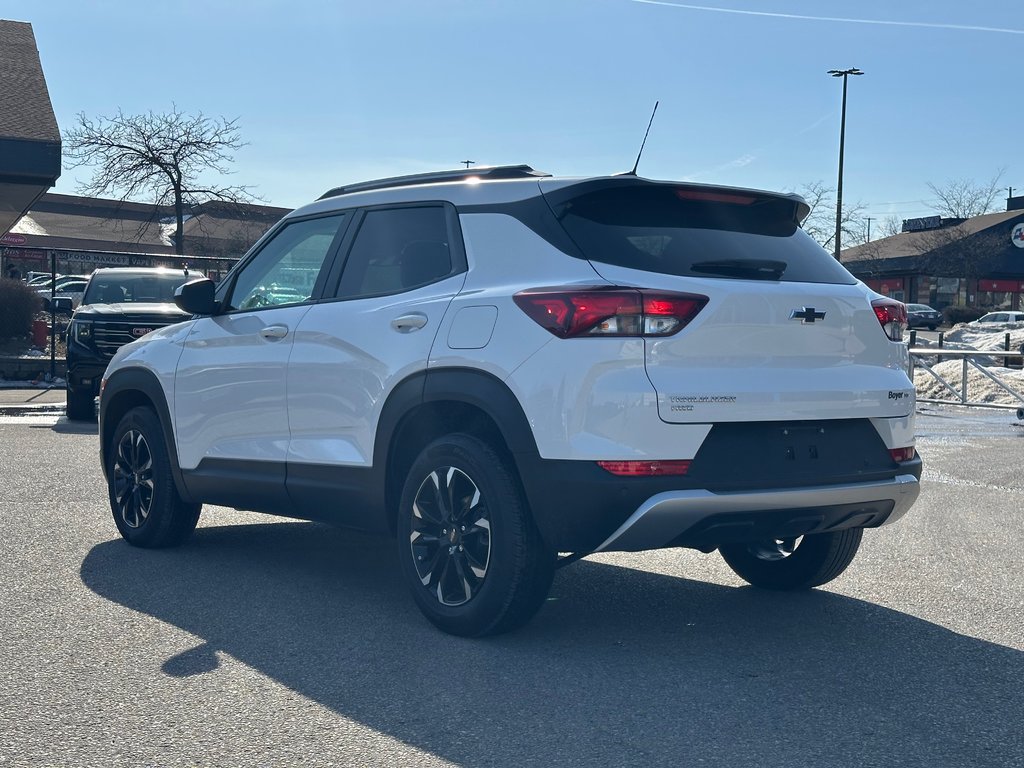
[81, 522, 1023, 767]
[45, 416, 98, 434]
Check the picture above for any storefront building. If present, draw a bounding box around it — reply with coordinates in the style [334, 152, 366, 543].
[842, 200, 1024, 311]
[1, 193, 289, 282]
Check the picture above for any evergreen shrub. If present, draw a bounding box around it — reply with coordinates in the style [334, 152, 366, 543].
[0, 278, 42, 339]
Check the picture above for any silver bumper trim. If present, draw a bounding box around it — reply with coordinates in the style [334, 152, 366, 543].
[595, 474, 920, 552]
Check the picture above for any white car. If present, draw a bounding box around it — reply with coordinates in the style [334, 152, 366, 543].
[970, 310, 1024, 326]
[99, 165, 922, 636]
[37, 274, 90, 310]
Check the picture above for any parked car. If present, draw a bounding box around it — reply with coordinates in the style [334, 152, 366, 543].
[98, 165, 922, 636]
[905, 303, 942, 330]
[38, 276, 89, 311]
[65, 267, 203, 420]
[34, 273, 89, 292]
[970, 310, 1024, 327]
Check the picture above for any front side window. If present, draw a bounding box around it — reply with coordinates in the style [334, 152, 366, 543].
[335, 207, 453, 299]
[228, 215, 345, 311]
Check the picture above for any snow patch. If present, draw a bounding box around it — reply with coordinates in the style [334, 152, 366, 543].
[10, 214, 48, 236]
[910, 322, 1024, 405]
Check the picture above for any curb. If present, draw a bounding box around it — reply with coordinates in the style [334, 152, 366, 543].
[0, 355, 67, 381]
[0, 402, 65, 412]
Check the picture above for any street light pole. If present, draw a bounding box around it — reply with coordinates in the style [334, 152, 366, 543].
[828, 67, 864, 261]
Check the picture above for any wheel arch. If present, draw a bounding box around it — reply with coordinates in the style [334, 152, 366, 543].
[375, 367, 540, 536]
[100, 368, 194, 503]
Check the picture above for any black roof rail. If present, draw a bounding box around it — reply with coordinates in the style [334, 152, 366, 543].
[318, 164, 551, 200]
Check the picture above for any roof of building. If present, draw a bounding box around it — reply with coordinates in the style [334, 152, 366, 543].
[842, 209, 1024, 279]
[843, 209, 1024, 262]
[6, 192, 290, 257]
[0, 20, 59, 142]
[0, 20, 62, 236]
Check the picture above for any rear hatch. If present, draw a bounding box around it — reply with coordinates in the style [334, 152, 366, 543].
[541, 178, 914, 423]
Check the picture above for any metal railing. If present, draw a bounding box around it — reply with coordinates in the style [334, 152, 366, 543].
[908, 347, 1024, 409]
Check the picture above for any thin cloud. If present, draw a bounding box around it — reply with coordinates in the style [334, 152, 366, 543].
[797, 111, 835, 136]
[685, 153, 757, 181]
[630, 0, 1024, 36]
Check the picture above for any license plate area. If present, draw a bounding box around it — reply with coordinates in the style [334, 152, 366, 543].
[689, 419, 894, 491]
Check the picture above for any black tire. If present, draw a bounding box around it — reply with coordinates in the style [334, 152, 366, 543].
[719, 528, 863, 590]
[65, 387, 96, 421]
[107, 406, 201, 548]
[396, 434, 554, 637]
[928, 324, 938, 331]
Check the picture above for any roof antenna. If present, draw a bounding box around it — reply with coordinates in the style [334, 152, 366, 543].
[628, 100, 659, 176]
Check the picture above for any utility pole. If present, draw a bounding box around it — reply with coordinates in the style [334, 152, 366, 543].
[828, 67, 864, 261]
[461, 160, 475, 169]
[866, 217, 874, 243]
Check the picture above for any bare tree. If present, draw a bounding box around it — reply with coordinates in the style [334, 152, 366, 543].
[877, 214, 902, 239]
[795, 181, 867, 251]
[63, 107, 256, 254]
[914, 222, 1000, 293]
[926, 169, 1004, 219]
[845, 237, 890, 279]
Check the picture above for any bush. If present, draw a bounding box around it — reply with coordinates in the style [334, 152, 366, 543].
[942, 305, 986, 325]
[0, 278, 43, 339]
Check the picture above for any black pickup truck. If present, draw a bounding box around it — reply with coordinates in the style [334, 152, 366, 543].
[65, 267, 202, 420]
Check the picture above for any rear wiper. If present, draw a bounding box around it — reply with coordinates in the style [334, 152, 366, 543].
[690, 259, 786, 280]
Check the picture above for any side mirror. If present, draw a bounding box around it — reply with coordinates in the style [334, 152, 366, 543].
[174, 278, 218, 315]
[50, 297, 74, 314]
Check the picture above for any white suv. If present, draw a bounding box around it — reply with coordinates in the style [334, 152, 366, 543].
[99, 165, 922, 636]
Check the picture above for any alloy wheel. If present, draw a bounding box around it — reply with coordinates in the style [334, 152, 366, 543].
[112, 429, 155, 529]
[747, 536, 802, 561]
[409, 466, 492, 606]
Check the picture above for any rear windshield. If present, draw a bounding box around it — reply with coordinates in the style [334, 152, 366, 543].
[550, 185, 856, 285]
[82, 272, 201, 305]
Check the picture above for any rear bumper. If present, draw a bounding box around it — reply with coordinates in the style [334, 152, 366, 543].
[595, 473, 920, 552]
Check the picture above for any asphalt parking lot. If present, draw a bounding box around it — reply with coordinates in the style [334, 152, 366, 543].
[0, 403, 1021, 767]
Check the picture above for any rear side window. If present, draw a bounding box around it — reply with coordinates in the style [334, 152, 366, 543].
[550, 185, 856, 285]
[335, 206, 453, 299]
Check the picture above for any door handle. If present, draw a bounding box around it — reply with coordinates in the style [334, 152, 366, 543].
[260, 324, 289, 340]
[391, 313, 428, 333]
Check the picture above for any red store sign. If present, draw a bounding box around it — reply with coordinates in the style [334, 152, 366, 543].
[0, 233, 27, 245]
[977, 279, 1024, 293]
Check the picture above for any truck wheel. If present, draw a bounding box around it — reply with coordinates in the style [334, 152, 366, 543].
[397, 434, 554, 637]
[107, 406, 201, 548]
[65, 387, 96, 421]
[719, 528, 863, 590]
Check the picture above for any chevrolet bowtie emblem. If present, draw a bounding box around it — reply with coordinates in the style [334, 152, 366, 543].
[790, 307, 826, 323]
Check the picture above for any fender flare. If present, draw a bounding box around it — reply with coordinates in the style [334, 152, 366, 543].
[370, 367, 541, 532]
[100, 367, 194, 503]
[372, 367, 539, 471]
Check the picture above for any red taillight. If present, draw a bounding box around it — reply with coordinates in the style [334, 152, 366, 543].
[674, 189, 757, 205]
[597, 460, 692, 476]
[872, 298, 908, 341]
[514, 287, 708, 338]
[889, 447, 916, 463]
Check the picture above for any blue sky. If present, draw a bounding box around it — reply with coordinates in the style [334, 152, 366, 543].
[4, 0, 1022, 226]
